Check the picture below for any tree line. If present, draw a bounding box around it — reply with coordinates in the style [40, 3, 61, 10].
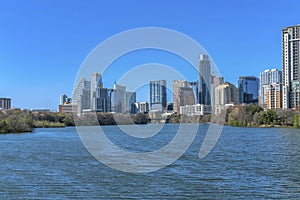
[0, 109, 149, 134]
[1, 106, 299, 134]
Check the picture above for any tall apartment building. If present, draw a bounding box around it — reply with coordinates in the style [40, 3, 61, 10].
[150, 80, 167, 111]
[264, 84, 282, 109]
[259, 69, 282, 110]
[198, 54, 212, 106]
[238, 76, 259, 104]
[282, 25, 300, 109]
[212, 76, 224, 113]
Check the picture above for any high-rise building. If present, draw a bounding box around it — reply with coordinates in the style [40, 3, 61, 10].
[95, 88, 111, 112]
[189, 81, 199, 104]
[238, 76, 259, 104]
[178, 87, 195, 107]
[73, 77, 91, 112]
[125, 91, 137, 114]
[90, 73, 103, 110]
[173, 80, 190, 113]
[111, 83, 126, 113]
[198, 54, 212, 106]
[282, 25, 300, 109]
[214, 82, 238, 114]
[259, 69, 282, 109]
[0, 98, 11, 110]
[264, 84, 282, 109]
[211, 76, 224, 113]
[150, 80, 167, 111]
[212, 76, 224, 87]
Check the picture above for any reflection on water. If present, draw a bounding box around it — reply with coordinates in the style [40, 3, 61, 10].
[0, 125, 299, 199]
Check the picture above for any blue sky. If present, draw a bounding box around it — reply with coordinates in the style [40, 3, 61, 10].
[0, 0, 299, 110]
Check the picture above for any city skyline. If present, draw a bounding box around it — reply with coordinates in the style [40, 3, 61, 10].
[1, 1, 300, 110]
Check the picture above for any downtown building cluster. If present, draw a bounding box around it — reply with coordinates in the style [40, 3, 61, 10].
[60, 73, 140, 115]
[59, 24, 300, 115]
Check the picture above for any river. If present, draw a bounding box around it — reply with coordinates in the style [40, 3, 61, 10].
[0, 124, 299, 199]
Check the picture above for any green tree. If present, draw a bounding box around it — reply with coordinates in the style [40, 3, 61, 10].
[293, 114, 299, 128]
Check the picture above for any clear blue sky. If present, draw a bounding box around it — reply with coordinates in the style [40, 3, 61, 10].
[0, 0, 299, 110]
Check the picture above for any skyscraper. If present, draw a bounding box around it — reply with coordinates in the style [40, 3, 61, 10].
[111, 83, 126, 113]
[198, 54, 212, 106]
[282, 25, 300, 109]
[125, 91, 137, 114]
[238, 76, 259, 104]
[259, 69, 282, 109]
[150, 80, 167, 111]
[73, 77, 91, 112]
[90, 73, 103, 110]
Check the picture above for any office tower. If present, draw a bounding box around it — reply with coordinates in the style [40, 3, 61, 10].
[111, 83, 126, 113]
[259, 69, 282, 109]
[0, 98, 11, 110]
[125, 91, 137, 114]
[73, 77, 91, 111]
[91, 73, 103, 110]
[198, 54, 212, 106]
[214, 82, 238, 114]
[95, 88, 111, 112]
[282, 25, 300, 109]
[150, 80, 167, 111]
[238, 76, 259, 104]
[173, 80, 190, 113]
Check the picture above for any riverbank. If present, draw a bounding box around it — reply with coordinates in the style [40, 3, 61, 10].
[1, 105, 299, 134]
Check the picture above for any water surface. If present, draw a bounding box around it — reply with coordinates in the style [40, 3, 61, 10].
[0, 124, 299, 199]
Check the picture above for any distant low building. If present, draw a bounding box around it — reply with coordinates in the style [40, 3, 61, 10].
[180, 104, 211, 116]
[59, 104, 77, 114]
[133, 102, 149, 114]
[0, 98, 11, 110]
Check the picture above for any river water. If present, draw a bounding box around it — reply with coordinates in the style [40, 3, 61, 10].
[0, 124, 299, 199]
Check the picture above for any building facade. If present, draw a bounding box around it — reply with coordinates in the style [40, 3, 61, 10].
[214, 82, 238, 114]
[125, 91, 137, 114]
[134, 102, 149, 113]
[282, 25, 300, 109]
[150, 80, 167, 111]
[180, 104, 211, 116]
[90, 73, 103, 110]
[0, 98, 11, 110]
[264, 84, 282, 109]
[173, 80, 190, 113]
[238, 76, 259, 104]
[259, 69, 282, 110]
[198, 54, 212, 106]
